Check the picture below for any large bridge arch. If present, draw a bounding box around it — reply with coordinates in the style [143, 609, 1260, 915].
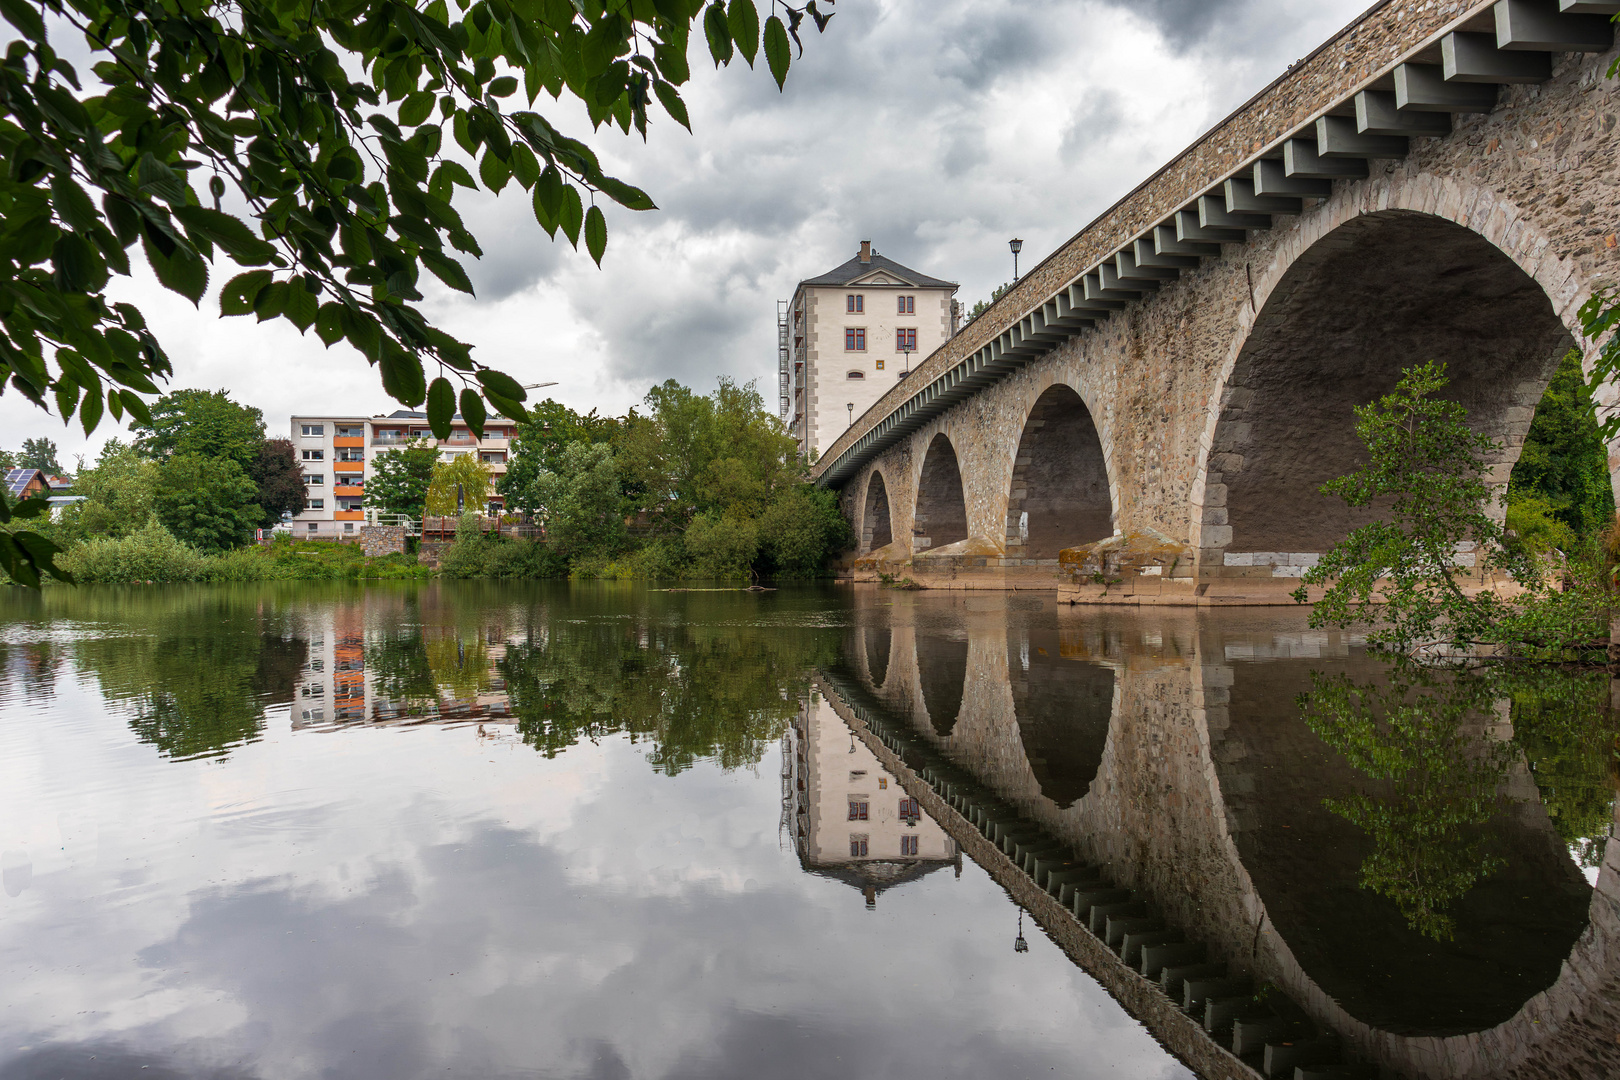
[912, 434, 970, 553]
[859, 471, 893, 555]
[1193, 176, 1600, 577]
[1003, 383, 1116, 561]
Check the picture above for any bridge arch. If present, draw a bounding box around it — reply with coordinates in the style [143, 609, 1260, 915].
[859, 471, 893, 555]
[913, 434, 969, 552]
[1195, 187, 1587, 573]
[1004, 383, 1114, 560]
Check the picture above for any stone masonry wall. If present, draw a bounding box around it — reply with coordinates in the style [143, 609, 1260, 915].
[359, 525, 406, 558]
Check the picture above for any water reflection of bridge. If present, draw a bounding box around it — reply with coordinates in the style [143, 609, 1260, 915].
[822, 590, 1619, 1080]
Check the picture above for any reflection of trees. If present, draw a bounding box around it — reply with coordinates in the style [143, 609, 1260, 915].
[502, 618, 836, 773]
[59, 587, 307, 760]
[1509, 671, 1620, 868]
[1301, 662, 1615, 940]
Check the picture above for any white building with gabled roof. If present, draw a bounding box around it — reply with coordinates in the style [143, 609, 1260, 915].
[783, 241, 958, 460]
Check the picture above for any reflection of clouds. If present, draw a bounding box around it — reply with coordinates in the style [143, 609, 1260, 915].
[0, 709, 1187, 1080]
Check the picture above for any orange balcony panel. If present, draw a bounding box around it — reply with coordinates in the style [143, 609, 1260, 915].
[333, 485, 364, 496]
[333, 436, 364, 448]
[333, 461, 364, 473]
[334, 510, 363, 521]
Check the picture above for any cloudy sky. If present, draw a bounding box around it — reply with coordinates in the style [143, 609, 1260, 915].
[1, 0, 1375, 465]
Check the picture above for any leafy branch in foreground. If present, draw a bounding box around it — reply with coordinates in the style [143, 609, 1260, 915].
[0, 0, 833, 586]
[0, 493, 73, 586]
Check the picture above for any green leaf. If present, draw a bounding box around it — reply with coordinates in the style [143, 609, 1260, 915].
[459, 387, 487, 435]
[53, 232, 106, 293]
[379, 345, 426, 405]
[763, 15, 790, 90]
[0, 0, 47, 44]
[399, 91, 437, 126]
[284, 278, 319, 331]
[475, 368, 527, 403]
[50, 173, 100, 233]
[174, 206, 277, 265]
[316, 302, 346, 346]
[142, 233, 207, 305]
[221, 270, 273, 316]
[479, 148, 512, 193]
[584, 204, 607, 266]
[78, 383, 103, 437]
[427, 376, 456, 438]
[559, 185, 583, 247]
[118, 389, 152, 428]
[432, 160, 478, 191]
[421, 250, 475, 295]
[727, 0, 759, 67]
[653, 80, 691, 132]
[594, 175, 657, 212]
[489, 75, 518, 98]
[704, 2, 733, 67]
[54, 379, 80, 422]
[509, 143, 540, 190]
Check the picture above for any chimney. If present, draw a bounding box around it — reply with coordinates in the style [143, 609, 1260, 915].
[859, 240, 872, 264]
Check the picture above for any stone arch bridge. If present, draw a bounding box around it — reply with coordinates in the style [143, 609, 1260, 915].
[812, 0, 1620, 602]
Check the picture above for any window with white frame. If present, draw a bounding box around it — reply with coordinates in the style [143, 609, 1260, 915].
[305, 474, 324, 486]
[301, 449, 324, 460]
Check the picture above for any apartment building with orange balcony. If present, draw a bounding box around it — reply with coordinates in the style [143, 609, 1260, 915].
[289, 409, 515, 537]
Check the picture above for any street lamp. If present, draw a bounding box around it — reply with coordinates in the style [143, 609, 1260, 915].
[1009, 237, 1024, 282]
[901, 346, 913, 379]
[847, 402, 855, 429]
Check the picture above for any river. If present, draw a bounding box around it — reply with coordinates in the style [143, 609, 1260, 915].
[0, 583, 1614, 1079]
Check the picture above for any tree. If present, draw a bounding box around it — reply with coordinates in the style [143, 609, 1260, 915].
[58, 438, 159, 540]
[757, 484, 850, 577]
[368, 440, 440, 518]
[424, 454, 492, 516]
[1506, 349, 1615, 547]
[152, 453, 261, 552]
[0, 0, 831, 588]
[0, 450, 14, 471]
[500, 399, 619, 512]
[18, 437, 62, 474]
[249, 437, 306, 525]
[130, 389, 266, 468]
[617, 377, 801, 530]
[529, 441, 625, 556]
[1296, 361, 1524, 652]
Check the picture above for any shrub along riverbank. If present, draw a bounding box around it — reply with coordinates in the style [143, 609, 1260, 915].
[58, 526, 428, 583]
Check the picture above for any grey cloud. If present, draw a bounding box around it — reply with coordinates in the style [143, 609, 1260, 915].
[1059, 88, 1128, 164]
[0, 1043, 260, 1080]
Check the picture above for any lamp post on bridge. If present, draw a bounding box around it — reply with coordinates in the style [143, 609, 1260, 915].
[1009, 237, 1023, 283]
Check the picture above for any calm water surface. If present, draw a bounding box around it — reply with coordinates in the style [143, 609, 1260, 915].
[0, 583, 1615, 1080]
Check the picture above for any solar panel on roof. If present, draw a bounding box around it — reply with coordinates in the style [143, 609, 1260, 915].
[5, 468, 43, 498]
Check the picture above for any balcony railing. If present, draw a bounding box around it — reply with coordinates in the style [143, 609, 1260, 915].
[371, 436, 411, 445]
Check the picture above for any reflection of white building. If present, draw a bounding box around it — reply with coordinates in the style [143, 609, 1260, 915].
[785, 692, 957, 907]
[293, 605, 517, 729]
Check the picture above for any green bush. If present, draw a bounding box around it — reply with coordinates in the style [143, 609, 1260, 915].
[60, 519, 211, 583]
[757, 485, 852, 578]
[1506, 493, 1578, 555]
[684, 513, 758, 578]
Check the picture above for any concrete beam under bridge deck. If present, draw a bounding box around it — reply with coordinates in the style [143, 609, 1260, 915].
[817, 0, 1620, 601]
[818, 590, 1620, 1080]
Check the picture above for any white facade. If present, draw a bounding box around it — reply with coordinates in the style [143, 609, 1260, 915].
[786, 242, 958, 461]
[288, 410, 514, 537]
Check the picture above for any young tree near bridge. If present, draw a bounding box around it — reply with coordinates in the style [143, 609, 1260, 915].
[0, 0, 833, 586]
[368, 440, 440, 518]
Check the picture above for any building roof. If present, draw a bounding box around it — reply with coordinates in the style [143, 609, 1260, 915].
[3, 468, 47, 500]
[800, 251, 957, 291]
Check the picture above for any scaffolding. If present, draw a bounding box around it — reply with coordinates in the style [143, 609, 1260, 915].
[777, 298, 790, 420]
